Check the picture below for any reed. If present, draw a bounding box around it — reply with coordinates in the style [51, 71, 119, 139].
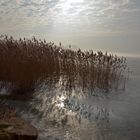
[0, 35, 127, 94]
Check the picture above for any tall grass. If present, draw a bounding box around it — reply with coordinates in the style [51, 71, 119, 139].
[0, 35, 127, 94]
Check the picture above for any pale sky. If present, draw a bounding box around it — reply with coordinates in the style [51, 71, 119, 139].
[0, 0, 140, 57]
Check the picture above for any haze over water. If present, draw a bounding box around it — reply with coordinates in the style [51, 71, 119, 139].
[0, 0, 140, 57]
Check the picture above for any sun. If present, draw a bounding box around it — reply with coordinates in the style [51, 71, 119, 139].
[61, 0, 84, 15]
[67, 0, 84, 2]
[16, 0, 20, 4]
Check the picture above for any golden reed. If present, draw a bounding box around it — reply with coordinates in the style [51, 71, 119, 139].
[0, 35, 127, 94]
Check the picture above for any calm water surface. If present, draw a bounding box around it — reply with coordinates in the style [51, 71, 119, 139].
[5, 57, 140, 140]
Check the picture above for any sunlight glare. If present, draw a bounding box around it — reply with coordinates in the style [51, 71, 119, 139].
[16, 0, 20, 4]
[61, 0, 84, 15]
[56, 95, 66, 109]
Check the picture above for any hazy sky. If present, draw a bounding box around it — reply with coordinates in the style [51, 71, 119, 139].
[0, 0, 140, 57]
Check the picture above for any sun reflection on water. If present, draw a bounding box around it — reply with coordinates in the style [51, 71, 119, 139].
[56, 95, 66, 109]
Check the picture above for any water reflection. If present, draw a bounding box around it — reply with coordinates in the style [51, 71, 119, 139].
[0, 72, 127, 139]
[15, 77, 118, 140]
[56, 95, 66, 108]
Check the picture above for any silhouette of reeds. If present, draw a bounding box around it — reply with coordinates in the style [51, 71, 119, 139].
[0, 35, 127, 94]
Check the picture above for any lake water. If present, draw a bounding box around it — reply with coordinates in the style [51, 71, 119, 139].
[4, 56, 140, 140]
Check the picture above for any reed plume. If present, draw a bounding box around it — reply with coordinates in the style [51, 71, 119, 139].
[0, 35, 127, 94]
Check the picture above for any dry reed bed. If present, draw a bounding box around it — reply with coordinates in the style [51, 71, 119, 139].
[0, 35, 127, 94]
